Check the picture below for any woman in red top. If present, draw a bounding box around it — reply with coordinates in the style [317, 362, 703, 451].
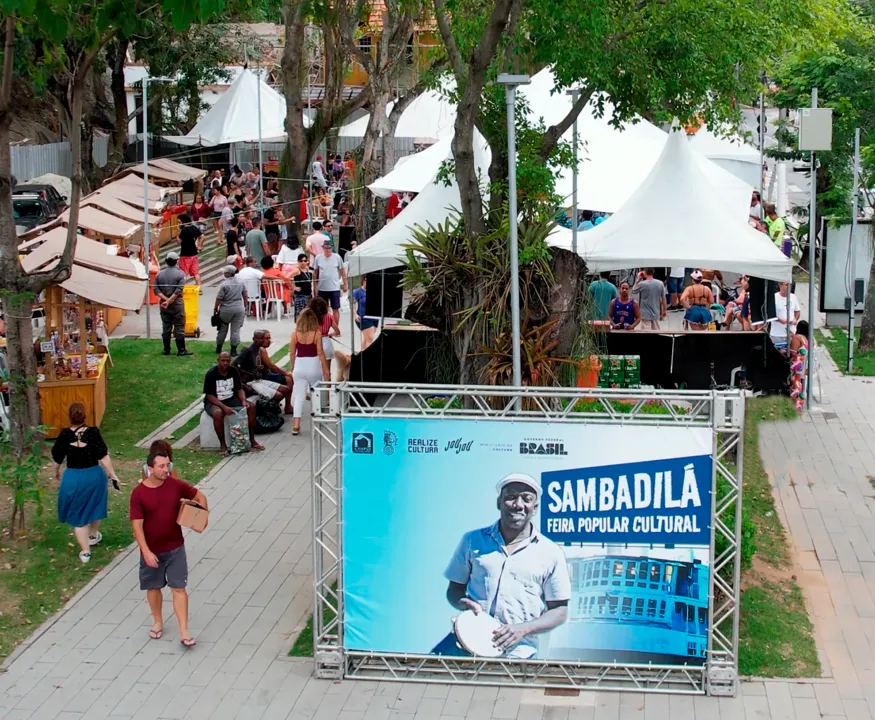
[308, 296, 339, 374]
[189, 194, 210, 230]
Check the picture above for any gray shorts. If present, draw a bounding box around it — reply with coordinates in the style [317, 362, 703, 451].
[139, 545, 188, 590]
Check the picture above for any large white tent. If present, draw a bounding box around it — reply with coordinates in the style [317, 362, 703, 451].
[365, 69, 753, 221]
[549, 130, 792, 281]
[686, 125, 761, 187]
[339, 89, 457, 141]
[165, 69, 293, 147]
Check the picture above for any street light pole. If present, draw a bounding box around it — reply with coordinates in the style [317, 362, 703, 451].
[142, 76, 152, 339]
[497, 74, 531, 409]
[848, 127, 861, 372]
[566, 88, 580, 255]
[256, 63, 264, 215]
[806, 87, 817, 411]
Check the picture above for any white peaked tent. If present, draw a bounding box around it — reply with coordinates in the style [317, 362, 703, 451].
[518, 71, 753, 220]
[165, 69, 293, 147]
[347, 134, 491, 275]
[547, 130, 792, 281]
[339, 89, 457, 140]
[368, 138, 452, 198]
[686, 125, 761, 187]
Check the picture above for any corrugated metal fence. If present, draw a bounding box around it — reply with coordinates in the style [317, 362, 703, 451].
[10, 135, 109, 182]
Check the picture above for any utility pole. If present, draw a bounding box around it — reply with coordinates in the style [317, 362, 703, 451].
[848, 127, 861, 372]
[806, 88, 817, 410]
[566, 88, 580, 255]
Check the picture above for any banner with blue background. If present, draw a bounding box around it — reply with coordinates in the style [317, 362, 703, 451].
[342, 416, 714, 665]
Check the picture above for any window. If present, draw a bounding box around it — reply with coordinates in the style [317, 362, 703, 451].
[625, 562, 636, 586]
[607, 596, 619, 616]
[647, 599, 657, 618]
[634, 598, 645, 617]
[637, 561, 648, 587]
[622, 597, 633, 617]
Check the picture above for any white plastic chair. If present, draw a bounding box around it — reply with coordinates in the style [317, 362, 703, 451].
[262, 278, 287, 321]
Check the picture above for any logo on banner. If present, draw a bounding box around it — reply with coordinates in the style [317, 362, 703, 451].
[408, 438, 438, 454]
[520, 441, 568, 456]
[444, 437, 473, 454]
[351, 433, 373, 454]
[383, 431, 398, 455]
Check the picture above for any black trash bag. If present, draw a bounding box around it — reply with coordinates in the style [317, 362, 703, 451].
[254, 398, 284, 433]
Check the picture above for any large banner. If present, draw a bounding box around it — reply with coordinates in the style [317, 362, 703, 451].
[342, 417, 713, 666]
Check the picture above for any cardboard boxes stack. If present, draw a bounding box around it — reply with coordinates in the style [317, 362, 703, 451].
[597, 355, 641, 388]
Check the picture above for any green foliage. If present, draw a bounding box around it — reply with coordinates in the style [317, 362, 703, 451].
[0, 425, 47, 530]
[771, 8, 875, 221]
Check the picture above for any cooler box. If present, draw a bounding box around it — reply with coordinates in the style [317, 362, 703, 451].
[182, 285, 200, 336]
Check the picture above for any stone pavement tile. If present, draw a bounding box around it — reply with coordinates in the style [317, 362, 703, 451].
[206, 605, 264, 658]
[592, 692, 620, 720]
[491, 688, 525, 719]
[263, 673, 327, 720]
[788, 682, 816, 699]
[802, 508, 838, 562]
[792, 697, 824, 720]
[565, 706, 594, 720]
[742, 682, 765, 697]
[156, 684, 202, 719]
[465, 686, 498, 718]
[842, 698, 875, 720]
[515, 700, 546, 720]
[442, 686, 474, 717]
[108, 681, 159, 717]
[411, 696, 448, 720]
[741, 693, 771, 719]
[692, 694, 721, 720]
[617, 692, 644, 717]
[393, 684, 428, 714]
[642, 693, 667, 720]
[668, 695, 695, 720]
[816, 683, 846, 717]
[764, 681, 794, 720]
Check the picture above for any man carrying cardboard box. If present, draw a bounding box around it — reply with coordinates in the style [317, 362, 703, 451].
[130, 449, 208, 648]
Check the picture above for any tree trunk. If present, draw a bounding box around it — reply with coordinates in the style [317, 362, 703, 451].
[281, 0, 308, 226]
[108, 38, 130, 172]
[858, 226, 875, 352]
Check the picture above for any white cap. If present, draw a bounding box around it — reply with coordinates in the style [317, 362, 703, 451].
[691, 270, 703, 280]
[496, 473, 540, 499]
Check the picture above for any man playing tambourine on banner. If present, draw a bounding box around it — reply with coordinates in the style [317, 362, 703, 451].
[433, 473, 571, 659]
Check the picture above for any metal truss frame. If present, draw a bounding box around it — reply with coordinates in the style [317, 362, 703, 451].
[310, 383, 745, 697]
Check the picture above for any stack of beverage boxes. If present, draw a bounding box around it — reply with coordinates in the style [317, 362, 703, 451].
[597, 355, 641, 389]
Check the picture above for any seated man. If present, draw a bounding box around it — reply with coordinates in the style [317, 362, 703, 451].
[202, 352, 264, 455]
[233, 329, 293, 414]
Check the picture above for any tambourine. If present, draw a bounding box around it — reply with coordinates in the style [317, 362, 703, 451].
[453, 609, 504, 657]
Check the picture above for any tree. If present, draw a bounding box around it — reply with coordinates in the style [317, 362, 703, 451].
[336, 0, 444, 239]
[416, 0, 852, 386]
[0, 0, 217, 526]
[281, 0, 373, 226]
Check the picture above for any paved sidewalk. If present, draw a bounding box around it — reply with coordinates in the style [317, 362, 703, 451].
[3, 285, 875, 718]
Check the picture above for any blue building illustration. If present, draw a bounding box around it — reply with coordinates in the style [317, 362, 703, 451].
[545, 552, 709, 665]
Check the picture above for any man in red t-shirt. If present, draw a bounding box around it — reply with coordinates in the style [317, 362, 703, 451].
[129, 449, 208, 648]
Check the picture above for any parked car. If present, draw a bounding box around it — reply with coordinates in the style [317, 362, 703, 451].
[13, 183, 67, 215]
[13, 193, 55, 233]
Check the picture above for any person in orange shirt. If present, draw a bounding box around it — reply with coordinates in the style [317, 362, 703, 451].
[260, 256, 294, 309]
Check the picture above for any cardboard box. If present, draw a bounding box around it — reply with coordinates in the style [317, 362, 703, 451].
[177, 499, 208, 533]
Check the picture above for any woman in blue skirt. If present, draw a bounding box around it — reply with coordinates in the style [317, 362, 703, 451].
[52, 403, 121, 563]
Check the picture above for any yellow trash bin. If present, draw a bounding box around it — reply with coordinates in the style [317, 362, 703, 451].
[182, 285, 201, 337]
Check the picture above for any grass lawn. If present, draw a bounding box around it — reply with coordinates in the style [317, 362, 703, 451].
[737, 396, 820, 677]
[817, 328, 875, 376]
[0, 339, 227, 662]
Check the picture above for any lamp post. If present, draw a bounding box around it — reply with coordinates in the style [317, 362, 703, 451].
[497, 73, 531, 409]
[142, 74, 174, 339]
[256, 63, 264, 215]
[566, 88, 580, 255]
[847, 127, 861, 372]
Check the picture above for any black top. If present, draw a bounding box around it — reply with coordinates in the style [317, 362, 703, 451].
[264, 207, 279, 238]
[295, 269, 313, 297]
[179, 225, 202, 257]
[233, 343, 264, 382]
[225, 229, 239, 257]
[51, 426, 108, 469]
[203, 366, 242, 403]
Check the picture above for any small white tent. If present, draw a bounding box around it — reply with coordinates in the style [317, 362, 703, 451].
[367, 138, 452, 198]
[165, 69, 293, 147]
[347, 134, 490, 275]
[548, 130, 792, 281]
[339, 89, 457, 141]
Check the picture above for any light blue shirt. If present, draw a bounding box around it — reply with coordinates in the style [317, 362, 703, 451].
[594, 215, 605, 225]
[445, 521, 571, 658]
[577, 220, 595, 231]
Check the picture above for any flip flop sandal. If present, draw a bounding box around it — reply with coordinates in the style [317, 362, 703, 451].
[181, 637, 196, 648]
[251, 443, 265, 451]
[149, 629, 163, 640]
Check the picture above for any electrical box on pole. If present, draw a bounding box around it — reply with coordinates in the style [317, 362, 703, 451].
[798, 108, 833, 151]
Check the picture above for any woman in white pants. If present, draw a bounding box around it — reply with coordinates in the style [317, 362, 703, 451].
[289, 309, 330, 436]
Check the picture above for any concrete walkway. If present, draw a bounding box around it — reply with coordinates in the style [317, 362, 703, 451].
[3, 286, 875, 719]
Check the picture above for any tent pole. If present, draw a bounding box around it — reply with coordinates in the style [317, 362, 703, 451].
[143, 76, 151, 340]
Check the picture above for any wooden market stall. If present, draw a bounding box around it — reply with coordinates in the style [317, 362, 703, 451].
[19, 232, 146, 437]
[101, 174, 184, 245]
